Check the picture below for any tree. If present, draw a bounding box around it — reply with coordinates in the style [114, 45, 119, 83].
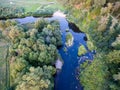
[65, 32, 73, 46]
[9, 26, 25, 42]
[0, 21, 6, 30]
[78, 45, 87, 56]
[111, 35, 120, 50]
[10, 57, 29, 85]
[35, 18, 48, 32]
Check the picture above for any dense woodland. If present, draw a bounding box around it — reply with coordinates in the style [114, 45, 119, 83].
[0, 19, 62, 90]
[58, 0, 120, 89]
[0, 5, 56, 19]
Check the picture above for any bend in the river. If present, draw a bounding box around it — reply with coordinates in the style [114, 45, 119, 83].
[16, 11, 94, 90]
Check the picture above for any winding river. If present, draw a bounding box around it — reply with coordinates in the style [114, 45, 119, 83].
[16, 11, 94, 90]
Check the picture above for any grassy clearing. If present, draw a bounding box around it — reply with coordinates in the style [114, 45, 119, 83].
[0, 40, 8, 90]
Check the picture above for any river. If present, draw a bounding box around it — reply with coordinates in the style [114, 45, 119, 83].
[16, 11, 94, 90]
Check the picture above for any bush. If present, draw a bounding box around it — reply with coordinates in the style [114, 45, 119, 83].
[33, 5, 57, 17]
[111, 35, 120, 50]
[87, 41, 96, 51]
[65, 32, 73, 46]
[78, 45, 87, 56]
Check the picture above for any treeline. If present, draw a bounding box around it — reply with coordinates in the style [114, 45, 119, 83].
[0, 6, 25, 19]
[0, 18, 62, 90]
[59, 0, 120, 90]
[0, 5, 57, 19]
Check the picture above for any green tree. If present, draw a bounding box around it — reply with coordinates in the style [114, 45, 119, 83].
[78, 45, 87, 56]
[35, 18, 48, 32]
[9, 26, 25, 42]
[10, 57, 29, 85]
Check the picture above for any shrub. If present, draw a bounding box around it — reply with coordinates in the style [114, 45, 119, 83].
[65, 32, 73, 46]
[78, 45, 87, 56]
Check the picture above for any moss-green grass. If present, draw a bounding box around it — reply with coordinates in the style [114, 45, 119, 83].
[0, 40, 7, 90]
[0, 41, 7, 60]
[0, 40, 8, 68]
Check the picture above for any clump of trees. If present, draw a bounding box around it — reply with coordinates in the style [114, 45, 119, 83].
[0, 18, 62, 90]
[78, 45, 87, 56]
[0, 20, 17, 31]
[80, 50, 120, 90]
[32, 5, 57, 17]
[65, 32, 73, 46]
[0, 4, 61, 19]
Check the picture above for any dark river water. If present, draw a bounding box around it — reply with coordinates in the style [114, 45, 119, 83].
[16, 12, 94, 90]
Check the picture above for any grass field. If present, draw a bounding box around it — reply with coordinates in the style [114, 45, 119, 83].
[0, 0, 64, 12]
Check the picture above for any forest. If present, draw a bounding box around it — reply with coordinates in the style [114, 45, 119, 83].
[59, 0, 120, 90]
[0, 0, 120, 90]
